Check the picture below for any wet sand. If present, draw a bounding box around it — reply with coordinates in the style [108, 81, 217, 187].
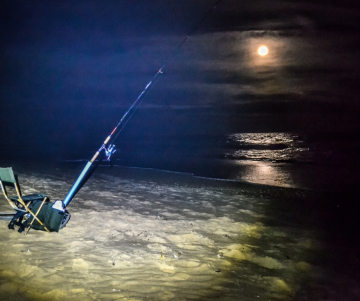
[0, 161, 359, 300]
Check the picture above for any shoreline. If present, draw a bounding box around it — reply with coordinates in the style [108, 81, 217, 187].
[0, 161, 359, 300]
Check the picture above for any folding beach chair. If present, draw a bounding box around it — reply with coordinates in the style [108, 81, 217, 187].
[0, 167, 50, 233]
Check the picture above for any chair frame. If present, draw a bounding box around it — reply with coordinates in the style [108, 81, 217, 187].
[0, 167, 50, 233]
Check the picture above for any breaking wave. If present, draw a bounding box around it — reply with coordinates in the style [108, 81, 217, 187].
[224, 133, 311, 163]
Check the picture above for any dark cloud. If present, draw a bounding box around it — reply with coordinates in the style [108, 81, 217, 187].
[232, 92, 304, 103]
[200, 0, 360, 32]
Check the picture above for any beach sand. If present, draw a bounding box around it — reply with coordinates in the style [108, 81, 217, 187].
[1, 162, 359, 300]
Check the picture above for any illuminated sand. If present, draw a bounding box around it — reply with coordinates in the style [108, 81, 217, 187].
[0, 165, 358, 300]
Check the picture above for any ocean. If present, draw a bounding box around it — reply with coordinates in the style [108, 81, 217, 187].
[1, 132, 360, 300]
[65, 131, 360, 192]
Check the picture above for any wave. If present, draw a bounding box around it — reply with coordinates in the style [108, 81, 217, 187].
[224, 133, 312, 163]
[225, 142, 289, 150]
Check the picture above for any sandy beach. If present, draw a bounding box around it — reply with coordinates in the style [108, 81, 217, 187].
[0, 162, 359, 300]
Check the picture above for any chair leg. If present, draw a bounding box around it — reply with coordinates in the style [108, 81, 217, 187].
[14, 183, 50, 232]
[25, 197, 48, 235]
[17, 198, 50, 232]
[0, 181, 20, 211]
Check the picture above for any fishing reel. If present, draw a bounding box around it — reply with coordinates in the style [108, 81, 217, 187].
[98, 143, 116, 161]
[104, 144, 116, 161]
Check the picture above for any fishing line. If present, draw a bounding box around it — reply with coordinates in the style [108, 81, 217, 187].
[111, 66, 164, 142]
[109, 0, 223, 144]
[62, 0, 224, 207]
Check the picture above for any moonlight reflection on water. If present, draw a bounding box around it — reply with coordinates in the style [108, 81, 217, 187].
[233, 160, 295, 188]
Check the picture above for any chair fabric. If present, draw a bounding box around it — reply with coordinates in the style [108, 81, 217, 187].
[26, 201, 65, 232]
[0, 168, 47, 211]
[0, 167, 16, 183]
[0, 167, 50, 232]
[10, 193, 47, 203]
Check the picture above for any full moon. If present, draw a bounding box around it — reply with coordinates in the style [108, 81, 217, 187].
[258, 45, 268, 56]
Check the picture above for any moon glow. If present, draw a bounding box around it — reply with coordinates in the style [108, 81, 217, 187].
[258, 45, 268, 56]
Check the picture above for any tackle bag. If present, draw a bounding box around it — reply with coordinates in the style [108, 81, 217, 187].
[8, 200, 70, 233]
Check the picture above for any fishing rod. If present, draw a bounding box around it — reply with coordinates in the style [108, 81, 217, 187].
[60, 0, 223, 210]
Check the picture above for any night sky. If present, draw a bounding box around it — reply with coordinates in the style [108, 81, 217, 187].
[1, 0, 360, 159]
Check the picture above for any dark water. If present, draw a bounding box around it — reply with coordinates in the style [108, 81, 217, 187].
[62, 131, 360, 192]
